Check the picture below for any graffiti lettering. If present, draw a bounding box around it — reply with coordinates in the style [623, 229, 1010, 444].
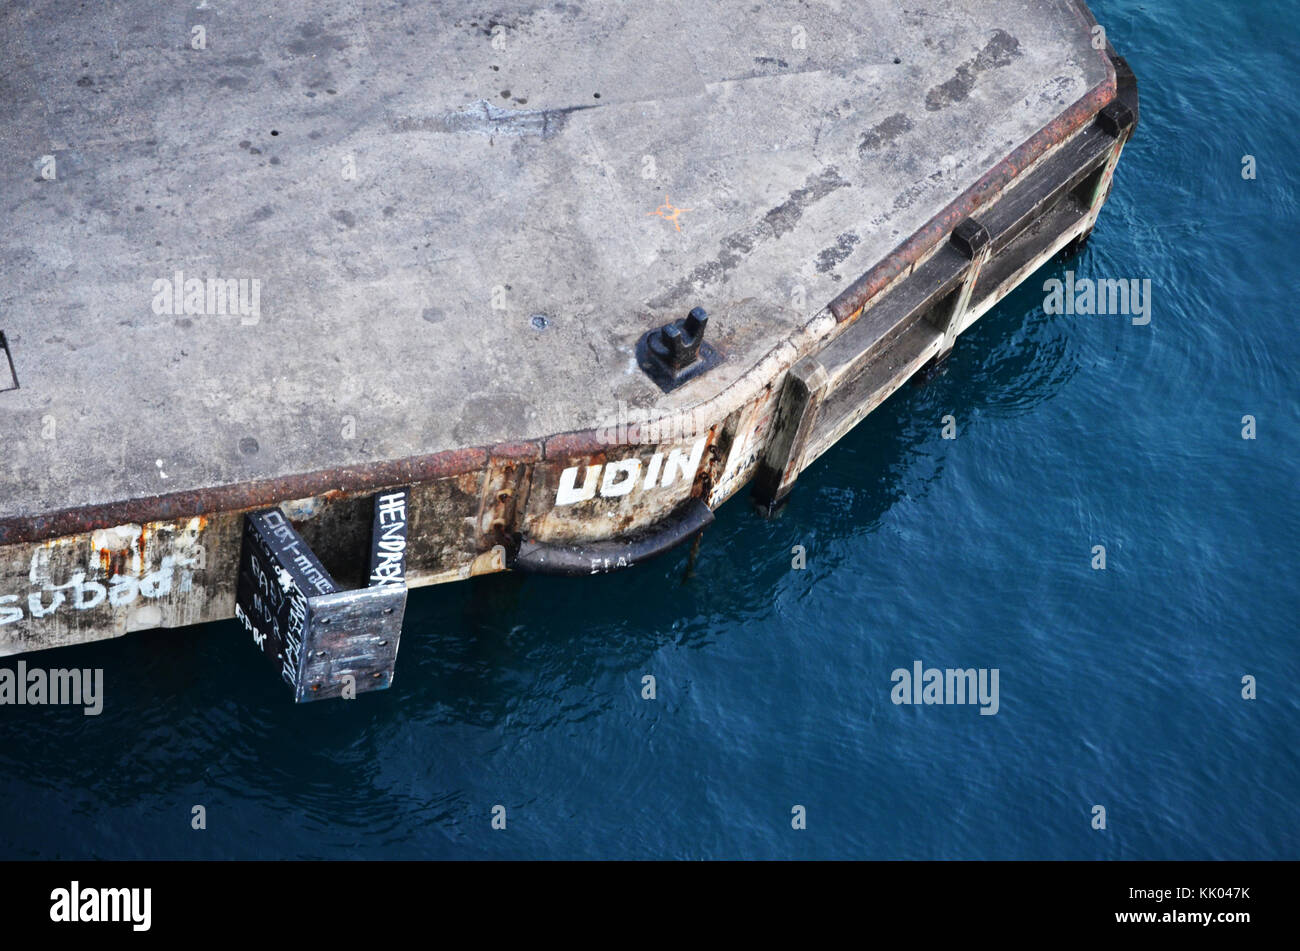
[556, 437, 707, 506]
[0, 555, 195, 627]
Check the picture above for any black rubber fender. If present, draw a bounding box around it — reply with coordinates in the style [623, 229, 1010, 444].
[512, 499, 714, 576]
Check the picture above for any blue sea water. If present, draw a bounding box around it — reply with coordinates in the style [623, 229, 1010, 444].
[2, 0, 1297, 860]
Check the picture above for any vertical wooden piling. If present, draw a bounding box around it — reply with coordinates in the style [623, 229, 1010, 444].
[751, 357, 831, 511]
[1077, 100, 1138, 243]
[926, 218, 993, 361]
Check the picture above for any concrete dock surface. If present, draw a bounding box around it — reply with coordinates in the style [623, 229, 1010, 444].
[0, 0, 1133, 680]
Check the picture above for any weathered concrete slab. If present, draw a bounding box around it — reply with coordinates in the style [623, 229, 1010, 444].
[1, 0, 1111, 538]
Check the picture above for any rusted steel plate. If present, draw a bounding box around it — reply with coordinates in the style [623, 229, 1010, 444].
[235, 508, 405, 702]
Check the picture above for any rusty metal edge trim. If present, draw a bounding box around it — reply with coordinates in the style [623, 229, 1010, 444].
[829, 1, 1116, 323]
[0, 1, 1118, 549]
[546, 22, 1116, 457]
[0, 445, 513, 546]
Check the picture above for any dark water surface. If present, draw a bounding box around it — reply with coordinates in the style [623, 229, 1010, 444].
[3, 0, 1297, 859]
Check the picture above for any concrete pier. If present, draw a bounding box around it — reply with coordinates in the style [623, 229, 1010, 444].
[0, 0, 1136, 683]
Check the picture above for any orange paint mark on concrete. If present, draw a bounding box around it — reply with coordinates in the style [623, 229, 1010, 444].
[647, 195, 692, 233]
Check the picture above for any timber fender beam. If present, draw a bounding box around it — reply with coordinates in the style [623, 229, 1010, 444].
[752, 56, 1138, 508]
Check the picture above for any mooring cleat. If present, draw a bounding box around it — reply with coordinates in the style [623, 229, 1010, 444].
[637, 306, 721, 392]
[658, 306, 709, 369]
